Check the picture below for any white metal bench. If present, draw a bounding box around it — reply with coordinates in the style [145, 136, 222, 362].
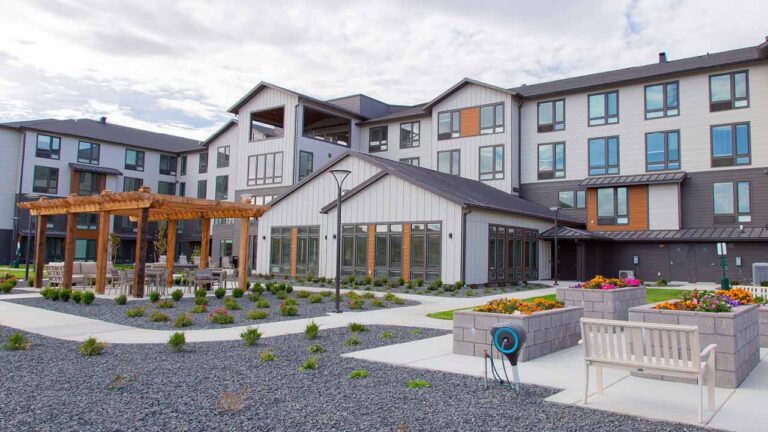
[581, 318, 717, 423]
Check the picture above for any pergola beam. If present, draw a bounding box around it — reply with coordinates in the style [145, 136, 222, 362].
[33, 215, 46, 289]
[239, 217, 249, 290]
[133, 207, 149, 298]
[63, 213, 75, 289]
[166, 220, 176, 287]
[95, 211, 110, 294]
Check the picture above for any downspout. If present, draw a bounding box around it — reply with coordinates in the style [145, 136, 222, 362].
[460, 207, 471, 283]
[11, 129, 27, 264]
[516, 98, 524, 195]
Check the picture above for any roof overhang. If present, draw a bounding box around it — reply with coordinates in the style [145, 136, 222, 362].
[68, 162, 123, 176]
[580, 172, 686, 188]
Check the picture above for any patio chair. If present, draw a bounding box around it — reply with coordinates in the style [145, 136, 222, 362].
[193, 269, 215, 291]
[111, 269, 131, 296]
[221, 256, 232, 269]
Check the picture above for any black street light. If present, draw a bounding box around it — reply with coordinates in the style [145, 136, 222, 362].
[550, 206, 561, 286]
[330, 169, 351, 313]
[24, 193, 40, 281]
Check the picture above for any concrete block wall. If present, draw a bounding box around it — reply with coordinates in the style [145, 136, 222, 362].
[628, 303, 760, 388]
[453, 306, 583, 362]
[557, 286, 646, 321]
[760, 307, 768, 348]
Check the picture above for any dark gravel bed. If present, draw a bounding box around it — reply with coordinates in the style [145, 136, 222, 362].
[0, 325, 709, 432]
[7, 290, 417, 330]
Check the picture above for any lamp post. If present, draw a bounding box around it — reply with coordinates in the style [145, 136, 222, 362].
[716, 242, 729, 290]
[23, 193, 40, 281]
[330, 169, 351, 313]
[549, 206, 561, 286]
[9, 216, 18, 268]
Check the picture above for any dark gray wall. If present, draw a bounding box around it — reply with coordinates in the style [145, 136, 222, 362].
[681, 168, 768, 229]
[520, 180, 586, 222]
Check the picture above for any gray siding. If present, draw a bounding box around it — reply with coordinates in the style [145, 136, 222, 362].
[681, 168, 768, 229]
[519, 180, 586, 222]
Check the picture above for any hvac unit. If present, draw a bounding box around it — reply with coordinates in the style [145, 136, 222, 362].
[618, 270, 635, 279]
[752, 263, 768, 286]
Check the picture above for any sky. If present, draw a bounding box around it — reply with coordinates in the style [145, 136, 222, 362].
[0, 0, 765, 140]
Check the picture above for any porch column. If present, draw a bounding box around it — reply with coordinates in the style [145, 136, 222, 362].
[132, 208, 149, 297]
[33, 215, 47, 288]
[63, 212, 76, 289]
[166, 220, 176, 287]
[200, 217, 210, 269]
[238, 217, 249, 289]
[95, 211, 110, 294]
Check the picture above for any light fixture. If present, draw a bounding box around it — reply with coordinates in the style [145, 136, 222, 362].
[330, 169, 352, 313]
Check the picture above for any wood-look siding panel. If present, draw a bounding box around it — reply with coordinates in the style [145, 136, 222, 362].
[289, 227, 297, 277]
[367, 223, 374, 276]
[586, 185, 648, 231]
[459, 107, 480, 137]
[402, 224, 411, 282]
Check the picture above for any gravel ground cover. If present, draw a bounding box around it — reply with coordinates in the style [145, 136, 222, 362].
[0, 325, 709, 432]
[7, 289, 417, 330]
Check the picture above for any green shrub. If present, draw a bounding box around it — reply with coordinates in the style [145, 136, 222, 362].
[71, 290, 83, 303]
[406, 379, 431, 389]
[208, 308, 234, 324]
[347, 298, 364, 310]
[656, 278, 668, 287]
[48, 288, 60, 300]
[149, 291, 160, 302]
[466, 290, 475, 297]
[305, 320, 319, 340]
[348, 369, 369, 379]
[344, 333, 361, 346]
[3, 333, 30, 351]
[191, 304, 207, 314]
[114, 294, 127, 305]
[125, 306, 144, 318]
[346, 275, 356, 285]
[363, 291, 376, 299]
[59, 288, 71, 302]
[397, 277, 405, 286]
[214, 287, 226, 299]
[156, 299, 174, 309]
[280, 303, 298, 316]
[260, 350, 275, 362]
[307, 343, 325, 353]
[245, 309, 268, 320]
[250, 282, 264, 294]
[167, 332, 185, 352]
[406, 281, 415, 290]
[232, 288, 244, 298]
[371, 298, 386, 308]
[171, 289, 184, 301]
[174, 313, 193, 328]
[348, 322, 367, 332]
[416, 279, 424, 287]
[195, 288, 207, 298]
[195, 296, 209, 306]
[148, 311, 169, 322]
[388, 279, 400, 288]
[428, 279, 443, 290]
[79, 337, 106, 356]
[248, 293, 261, 302]
[224, 297, 241, 311]
[383, 292, 397, 302]
[0, 281, 14, 293]
[373, 277, 385, 287]
[296, 290, 310, 299]
[380, 331, 394, 339]
[240, 327, 262, 346]
[454, 280, 465, 290]
[276, 291, 288, 300]
[82, 291, 95, 305]
[409, 329, 421, 336]
[308, 294, 323, 304]
[299, 356, 318, 371]
[255, 298, 270, 308]
[283, 297, 298, 306]
[320, 290, 332, 297]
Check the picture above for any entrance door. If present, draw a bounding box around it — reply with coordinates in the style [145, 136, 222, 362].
[553, 240, 578, 281]
[669, 244, 692, 282]
[694, 244, 719, 283]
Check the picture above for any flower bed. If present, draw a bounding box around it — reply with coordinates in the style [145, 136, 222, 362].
[654, 288, 755, 312]
[557, 275, 645, 321]
[472, 297, 563, 315]
[573, 275, 641, 290]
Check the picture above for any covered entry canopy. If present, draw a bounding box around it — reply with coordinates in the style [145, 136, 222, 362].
[19, 186, 269, 297]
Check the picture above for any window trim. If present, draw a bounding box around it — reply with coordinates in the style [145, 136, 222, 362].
[247, 151, 284, 186]
[645, 130, 681, 172]
[558, 191, 575, 209]
[588, 136, 620, 176]
[298, 150, 313, 181]
[710, 122, 751, 168]
[399, 157, 420, 166]
[198, 152, 208, 174]
[713, 181, 751, 223]
[437, 110, 461, 140]
[197, 180, 207, 199]
[478, 145, 504, 181]
[537, 142, 566, 180]
[32, 165, 58, 194]
[179, 155, 187, 176]
[644, 81, 680, 119]
[123, 176, 143, 192]
[436, 149, 460, 176]
[399, 120, 420, 149]
[157, 181, 176, 196]
[368, 126, 388, 152]
[124, 148, 145, 172]
[479, 103, 505, 135]
[216, 145, 230, 168]
[537, 99, 565, 133]
[77, 141, 100, 165]
[35, 134, 61, 160]
[587, 90, 619, 127]
[596, 187, 629, 225]
[159, 154, 177, 176]
[709, 70, 749, 112]
[215, 175, 228, 200]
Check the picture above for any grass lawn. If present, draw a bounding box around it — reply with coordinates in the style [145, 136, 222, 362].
[426, 289, 688, 320]
[0, 267, 35, 280]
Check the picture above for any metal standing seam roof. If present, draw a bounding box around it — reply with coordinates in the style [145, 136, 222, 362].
[579, 172, 686, 187]
[68, 163, 123, 176]
[539, 226, 610, 240]
[595, 227, 768, 242]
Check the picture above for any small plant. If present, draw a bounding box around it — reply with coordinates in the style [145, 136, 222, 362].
[245, 309, 268, 320]
[79, 337, 106, 356]
[391, 296, 406, 305]
[454, 280, 465, 290]
[240, 327, 262, 346]
[656, 278, 668, 287]
[191, 304, 207, 314]
[380, 331, 394, 339]
[255, 298, 270, 308]
[348, 322, 367, 332]
[248, 293, 261, 302]
[148, 291, 160, 303]
[276, 291, 288, 300]
[348, 298, 364, 310]
[3, 333, 30, 351]
[320, 290, 332, 298]
[406, 379, 431, 389]
[232, 288, 245, 298]
[217, 387, 247, 412]
[416, 279, 424, 287]
[224, 297, 242, 311]
[71, 290, 83, 303]
[348, 369, 369, 379]
[283, 297, 298, 306]
[82, 290, 95, 305]
[280, 303, 298, 316]
[194, 296, 209, 306]
[299, 356, 319, 371]
[305, 320, 320, 340]
[363, 291, 376, 299]
[370, 298, 386, 308]
[296, 290, 311, 299]
[260, 350, 275, 362]
[148, 311, 169, 322]
[174, 313, 193, 328]
[59, 288, 72, 302]
[156, 299, 174, 309]
[308, 294, 323, 304]
[344, 333, 361, 346]
[171, 289, 184, 301]
[114, 294, 127, 305]
[125, 306, 145, 318]
[409, 329, 421, 336]
[251, 282, 264, 294]
[214, 287, 226, 299]
[47, 288, 60, 301]
[167, 332, 186, 352]
[307, 343, 325, 353]
[208, 308, 234, 324]
[195, 288, 207, 298]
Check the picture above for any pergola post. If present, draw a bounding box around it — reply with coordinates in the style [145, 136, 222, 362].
[63, 212, 76, 289]
[238, 217, 249, 289]
[133, 207, 149, 297]
[95, 211, 110, 294]
[200, 217, 210, 269]
[166, 220, 176, 287]
[33, 214, 47, 288]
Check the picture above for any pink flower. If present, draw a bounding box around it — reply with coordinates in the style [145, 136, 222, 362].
[601, 283, 615, 290]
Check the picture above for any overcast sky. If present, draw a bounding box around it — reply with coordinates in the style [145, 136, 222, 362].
[0, 0, 765, 140]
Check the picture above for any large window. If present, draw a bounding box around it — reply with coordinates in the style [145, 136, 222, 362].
[123, 177, 143, 192]
[479, 145, 504, 181]
[711, 123, 750, 167]
[437, 150, 460, 175]
[251, 106, 285, 141]
[342, 225, 369, 277]
[437, 111, 460, 140]
[36, 134, 60, 159]
[74, 239, 96, 261]
[159, 154, 177, 176]
[302, 106, 350, 146]
[537, 142, 565, 179]
[409, 222, 441, 282]
[199, 152, 208, 174]
[645, 82, 679, 119]
[124, 149, 145, 171]
[76, 214, 98, 230]
[269, 227, 292, 275]
[645, 130, 680, 171]
[400, 121, 420, 148]
[400, 157, 419, 166]
[558, 190, 585, 209]
[588, 136, 619, 176]
[217, 145, 230, 168]
[296, 226, 320, 276]
[77, 172, 100, 196]
[480, 103, 504, 134]
[219, 240, 233, 258]
[158, 181, 176, 195]
[488, 225, 539, 283]
[247, 152, 284, 186]
[596, 187, 628, 225]
[215, 175, 228, 200]
[77, 141, 100, 164]
[710, 71, 748, 111]
[537, 99, 565, 132]
[298, 151, 313, 181]
[197, 180, 207, 199]
[32, 166, 58, 194]
[368, 126, 388, 152]
[180, 155, 187, 176]
[713, 182, 751, 223]
[588, 91, 619, 126]
[178, 182, 186, 197]
[374, 224, 403, 279]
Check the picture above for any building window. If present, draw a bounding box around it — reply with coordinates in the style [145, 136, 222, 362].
[36, 134, 60, 159]
[646, 130, 680, 171]
[77, 172, 100, 196]
[480, 104, 504, 134]
[479, 145, 504, 181]
[368, 126, 388, 152]
[180, 155, 187, 176]
[217, 146, 230, 168]
[251, 195, 276, 205]
[596, 187, 628, 225]
[437, 111, 460, 140]
[560, 190, 586, 209]
[298, 151, 313, 181]
[302, 106, 350, 146]
[296, 226, 320, 276]
[711, 123, 750, 167]
[32, 166, 58, 194]
[124, 149, 145, 171]
[645, 82, 679, 119]
[159, 154, 177, 176]
[247, 152, 283, 186]
[197, 180, 207, 199]
[218, 240, 233, 260]
[76, 214, 98, 230]
[488, 224, 539, 283]
[74, 239, 96, 261]
[537, 142, 565, 180]
[713, 182, 751, 223]
[158, 181, 176, 195]
[178, 182, 186, 197]
[123, 177, 143, 192]
[373, 224, 403, 279]
[199, 152, 208, 174]
[342, 224, 369, 277]
[710, 71, 748, 111]
[269, 227, 292, 275]
[588, 136, 619, 176]
[251, 106, 285, 141]
[537, 99, 565, 132]
[588, 91, 619, 126]
[400, 157, 419, 167]
[437, 150, 460, 175]
[215, 175, 228, 200]
[410, 222, 441, 282]
[400, 121, 420, 148]
[77, 141, 100, 164]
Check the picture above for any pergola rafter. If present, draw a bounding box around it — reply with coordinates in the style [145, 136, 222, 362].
[18, 186, 269, 297]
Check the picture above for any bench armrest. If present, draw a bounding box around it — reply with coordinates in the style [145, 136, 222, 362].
[699, 344, 717, 362]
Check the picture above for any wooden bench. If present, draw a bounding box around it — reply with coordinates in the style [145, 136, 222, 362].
[581, 318, 717, 423]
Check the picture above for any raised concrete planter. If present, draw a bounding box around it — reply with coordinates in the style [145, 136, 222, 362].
[760, 306, 768, 348]
[556, 286, 646, 321]
[453, 306, 583, 362]
[629, 303, 760, 388]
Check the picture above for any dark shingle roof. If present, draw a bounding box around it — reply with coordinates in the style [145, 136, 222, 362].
[68, 163, 123, 176]
[1, 118, 201, 153]
[596, 227, 768, 242]
[580, 172, 686, 187]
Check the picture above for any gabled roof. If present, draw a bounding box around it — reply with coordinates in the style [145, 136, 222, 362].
[227, 81, 365, 119]
[200, 119, 236, 147]
[422, 78, 517, 111]
[0, 118, 201, 153]
[325, 94, 409, 119]
[580, 172, 686, 188]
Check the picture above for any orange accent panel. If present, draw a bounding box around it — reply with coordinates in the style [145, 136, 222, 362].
[290, 227, 297, 277]
[587, 185, 648, 231]
[367, 224, 374, 276]
[402, 224, 411, 282]
[460, 107, 480, 137]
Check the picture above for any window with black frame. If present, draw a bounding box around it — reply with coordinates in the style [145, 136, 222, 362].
[160, 154, 177, 175]
[713, 181, 751, 223]
[77, 141, 100, 164]
[373, 224, 403, 279]
[342, 224, 369, 277]
[199, 152, 208, 174]
[77, 172, 101, 196]
[588, 91, 619, 126]
[596, 187, 628, 225]
[711, 123, 750, 167]
[488, 224, 539, 283]
[437, 111, 460, 139]
[125, 149, 145, 171]
[123, 176, 143, 192]
[437, 150, 460, 175]
[645, 82, 679, 119]
[298, 151, 313, 181]
[269, 227, 292, 275]
[646, 130, 680, 171]
[480, 104, 504, 134]
[296, 226, 320, 276]
[217, 146, 230, 168]
[36, 134, 60, 159]
[32, 166, 58, 194]
[215, 175, 228, 200]
[537, 142, 565, 179]
[537, 99, 565, 132]
[158, 181, 176, 196]
[410, 222, 441, 282]
[588, 136, 619, 175]
[368, 126, 388, 152]
[709, 71, 748, 111]
[400, 121, 420, 148]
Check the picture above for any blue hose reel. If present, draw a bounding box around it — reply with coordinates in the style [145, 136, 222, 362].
[484, 322, 527, 392]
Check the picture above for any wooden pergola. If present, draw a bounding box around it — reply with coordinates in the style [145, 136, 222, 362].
[18, 186, 268, 297]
